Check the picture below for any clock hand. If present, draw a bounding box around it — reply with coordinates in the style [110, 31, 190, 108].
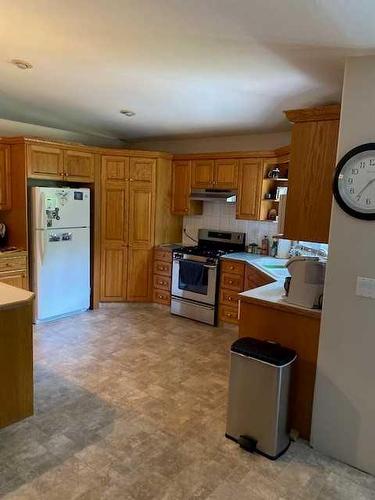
[356, 178, 375, 200]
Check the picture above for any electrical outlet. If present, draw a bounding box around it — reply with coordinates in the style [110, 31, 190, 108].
[356, 277, 375, 299]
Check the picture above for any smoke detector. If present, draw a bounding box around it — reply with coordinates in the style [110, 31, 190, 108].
[10, 59, 33, 70]
[120, 109, 136, 117]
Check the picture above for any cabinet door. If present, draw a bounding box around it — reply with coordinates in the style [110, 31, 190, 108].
[236, 159, 263, 220]
[284, 120, 339, 243]
[127, 248, 153, 301]
[171, 160, 191, 214]
[130, 158, 155, 183]
[215, 159, 238, 189]
[64, 150, 95, 182]
[244, 265, 274, 290]
[191, 160, 215, 188]
[128, 182, 154, 248]
[27, 144, 64, 179]
[0, 145, 11, 210]
[0, 271, 28, 289]
[100, 247, 127, 301]
[100, 156, 129, 301]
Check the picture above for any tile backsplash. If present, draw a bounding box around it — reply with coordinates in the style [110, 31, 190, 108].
[182, 202, 278, 246]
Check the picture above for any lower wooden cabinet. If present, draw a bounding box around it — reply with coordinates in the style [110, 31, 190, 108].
[127, 248, 153, 302]
[0, 254, 28, 290]
[219, 258, 275, 325]
[100, 246, 128, 301]
[153, 247, 172, 305]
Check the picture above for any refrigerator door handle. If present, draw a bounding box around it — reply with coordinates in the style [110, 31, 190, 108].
[39, 192, 46, 229]
[39, 230, 47, 265]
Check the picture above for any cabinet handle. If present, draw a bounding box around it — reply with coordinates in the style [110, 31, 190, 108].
[228, 297, 232, 301]
[229, 265, 234, 270]
[159, 280, 164, 285]
[185, 208, 188, 212]
[159, 295, 163, 299]
[226, 313, 232, 317]
[130, 178, 134, 181]
[228, 280, 233, 284]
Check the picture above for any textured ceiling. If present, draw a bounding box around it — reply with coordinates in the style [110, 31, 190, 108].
[0, 0, 374, 141]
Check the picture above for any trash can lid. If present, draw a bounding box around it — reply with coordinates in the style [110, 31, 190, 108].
[231, 337, 296, 367]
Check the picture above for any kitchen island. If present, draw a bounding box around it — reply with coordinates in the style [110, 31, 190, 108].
[238, 281, 321, 440]
[0, 283, 34, 428]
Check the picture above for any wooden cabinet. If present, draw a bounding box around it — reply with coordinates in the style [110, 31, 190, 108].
[283, 105, 340, 243]
[100, 155, 181, 304]
[64, 150, 95, 182]
[215, 159, 238, 189]
[27, 144, 95, 182]
[191, 158, 238, 189]
[0, 254, 28, 290]
[100, 156, 129, 302]
[27, 144, 64, 180]
[191, 159, 215, 188]
[236, 159, 263, 220]
[0, 145, 11, 210]
[239, 298, 321, 439]
[171, 160, 203, 215]
[153, 247, 172, 305]
[219, 258, 275, 325]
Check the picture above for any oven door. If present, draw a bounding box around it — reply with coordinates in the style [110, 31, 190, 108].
[172, 258, 217, 305]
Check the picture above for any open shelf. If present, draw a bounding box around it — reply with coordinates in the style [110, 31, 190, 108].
[260, 156, 289, 221]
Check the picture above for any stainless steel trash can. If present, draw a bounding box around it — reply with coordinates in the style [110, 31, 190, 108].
[225, 337, 296, 460]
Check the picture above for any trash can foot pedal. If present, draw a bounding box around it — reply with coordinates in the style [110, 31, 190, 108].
[238, 435, 257, 453]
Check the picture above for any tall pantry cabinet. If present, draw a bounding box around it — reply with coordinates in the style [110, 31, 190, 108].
[100, 153, 182, 302]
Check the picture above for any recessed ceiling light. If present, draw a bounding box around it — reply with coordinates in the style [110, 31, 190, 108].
[120, 109, 136, 117]
[10, 59, 33, 70]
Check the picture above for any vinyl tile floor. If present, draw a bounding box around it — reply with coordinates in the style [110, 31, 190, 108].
[1, 303, 375, 500]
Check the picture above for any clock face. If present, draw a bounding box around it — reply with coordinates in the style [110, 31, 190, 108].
[333, 143, 375, 220]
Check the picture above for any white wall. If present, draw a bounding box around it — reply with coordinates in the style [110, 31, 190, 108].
[182, 201, 278, 246]
[311, 56, 375, 475]
[129, 131, 291, 154]
[0, 118, 125, 147]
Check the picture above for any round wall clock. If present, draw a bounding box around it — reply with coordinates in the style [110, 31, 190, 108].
[333, 143, 375, 220]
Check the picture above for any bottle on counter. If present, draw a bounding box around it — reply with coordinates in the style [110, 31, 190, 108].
[270, 236, 278, 257]
[261, 235, 269, 256]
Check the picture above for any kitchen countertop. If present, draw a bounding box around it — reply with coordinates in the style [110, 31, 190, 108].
[239, 281, 321, 319]
[0, 283, 34, 311]
[221, 252, 289, 280]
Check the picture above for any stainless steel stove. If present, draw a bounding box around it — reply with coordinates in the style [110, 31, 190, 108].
[171, 229, 245, 325]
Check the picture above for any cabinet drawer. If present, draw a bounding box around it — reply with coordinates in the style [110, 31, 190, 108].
[153, 289, 171, 305]
[219, 304, 239, 324]
[0, 256, 27, 272]
[154, 249, 172, 263]
[153, 274, 171, 291]
[220, 272, 244, 292]
[220, 288, 239, 307]
[221, 260, 245, 276]
[153, 260, 171, 276]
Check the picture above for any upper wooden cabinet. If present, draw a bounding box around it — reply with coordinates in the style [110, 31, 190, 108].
[191, 159, 215, 188]
[64, 150, 95, 182]
[0, 145, 11, 210]
[215, 159, 238, 189]
[27, 144, 94, 182]
[236, 159, 263, 220]
[171, 160, 203, 215]
[27, 144, 64, 179]
[130, 158, 155, 183]
[283, 105, 340, 243]
[191, 158, 238, 189]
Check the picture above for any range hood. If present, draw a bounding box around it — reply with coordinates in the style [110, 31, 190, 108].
[190, 189, 236, 203]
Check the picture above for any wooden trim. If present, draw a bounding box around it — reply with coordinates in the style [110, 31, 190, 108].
[284, 104, 341, 123]
[173, 150, 279, 161]
[0, 136, 172, 159]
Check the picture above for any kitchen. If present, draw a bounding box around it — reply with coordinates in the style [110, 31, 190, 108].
[1, 2, 375, 498]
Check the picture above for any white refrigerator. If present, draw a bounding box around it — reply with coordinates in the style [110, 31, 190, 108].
[31, 187, 91, 322]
